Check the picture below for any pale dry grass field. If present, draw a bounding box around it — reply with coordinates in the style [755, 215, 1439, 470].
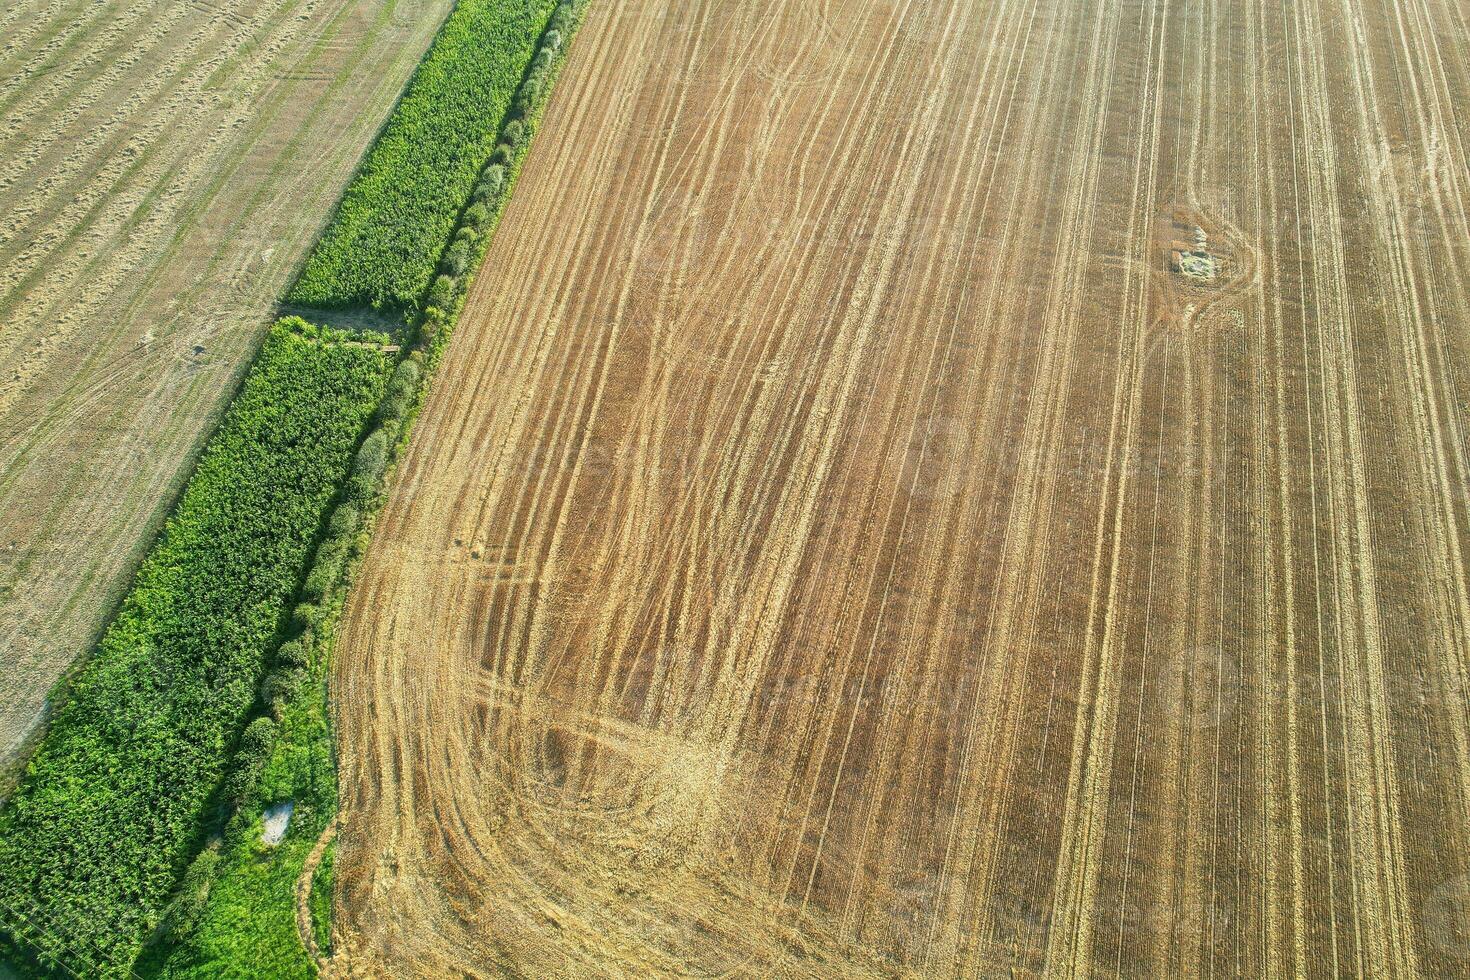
[0, 0, 453, 779]
[332, 0, 1470, 975]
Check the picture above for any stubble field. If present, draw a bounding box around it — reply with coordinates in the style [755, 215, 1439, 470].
[332, 0, 1470, 975]
[0, 0, 452, 777]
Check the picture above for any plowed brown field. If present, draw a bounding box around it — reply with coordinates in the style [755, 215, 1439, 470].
[333, 0, 1470, 974]
[0, 0, 452, 776]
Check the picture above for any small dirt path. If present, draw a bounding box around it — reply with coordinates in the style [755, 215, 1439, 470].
[295, 816, 338, 971]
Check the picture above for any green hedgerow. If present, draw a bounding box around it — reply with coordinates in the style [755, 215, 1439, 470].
[0, 326, 389, 974]
[286, 0, 559, 312]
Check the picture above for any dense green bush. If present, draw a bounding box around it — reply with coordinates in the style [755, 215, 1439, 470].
[275, 639, 310, 671]
[223, 717, 279, 805]
[462, 203, 491, 232]
[389, 359, 422, 394]
[291, 603, 320, 634]
[260, 669, 306, 721]
[346, 428, 391, 503]
[428, 274, 457, 311]
[472, 166, 506, 204]
[0, 322, 390, 975]
[300, 553, 341, 605]
[154, 846, 221, 946]
[286, 0, 560, 312]
[150, 636, 338, 980]
[356, 429, 390, 475]
[327, 502, 360, 538]
[443, 238, 474, 276]
[378, 394, 411, 424]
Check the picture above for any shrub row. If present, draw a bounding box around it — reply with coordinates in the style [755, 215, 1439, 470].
[286, 0, 560, 314]
[146, 1, 591, 974]
[0, 320, 392, 976]
[420, 0, 587, 343]
[146, 354, 425, 980]
[147, 652, 337, 979]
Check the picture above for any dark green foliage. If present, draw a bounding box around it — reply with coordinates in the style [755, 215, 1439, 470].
[275, 639, 310, 671]
[354, 429, 389, 479]
[443, 238, 475, 276]
[301, 533, 350, 604]
[154, 846, 221, 946]
[291, 603, 320, 634]
[513, 85, 537, 118]
[380, 393, 412, 424]
[222, 717, 278, 804]
[259, 669, 305, 721]
[346, 428, 391, 505]
[286, 0, 559, 312]
[150, 637, 340, 980]
[220, 763, 257, 812]
[462, 203, 491, 233]
[472, 166, 506, 205]
[389, 359, 422, 394]
[0, 323, 390, 975]
[238, 718, 278, 761]
[375, 357, 422, 432]
[427, 274, 457, 312]
[300, 553, 341, 605]
[327, 502, 360, 539]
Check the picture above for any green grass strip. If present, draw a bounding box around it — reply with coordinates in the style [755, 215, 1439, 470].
[286, 0, 559, 314]
[0, 321, 392, 977]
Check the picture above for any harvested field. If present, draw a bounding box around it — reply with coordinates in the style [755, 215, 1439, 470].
[0, 0, 452, 777]
[333, 0, 1470, 975]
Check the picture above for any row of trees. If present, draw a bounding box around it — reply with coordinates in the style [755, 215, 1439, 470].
[424, 0, 583, 328]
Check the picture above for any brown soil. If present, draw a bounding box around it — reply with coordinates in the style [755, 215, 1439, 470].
[0, 0, 452, 779]
[333, 0, 1470, 975]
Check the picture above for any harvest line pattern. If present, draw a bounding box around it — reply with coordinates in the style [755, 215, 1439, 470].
[334, 0, 1470, 974]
